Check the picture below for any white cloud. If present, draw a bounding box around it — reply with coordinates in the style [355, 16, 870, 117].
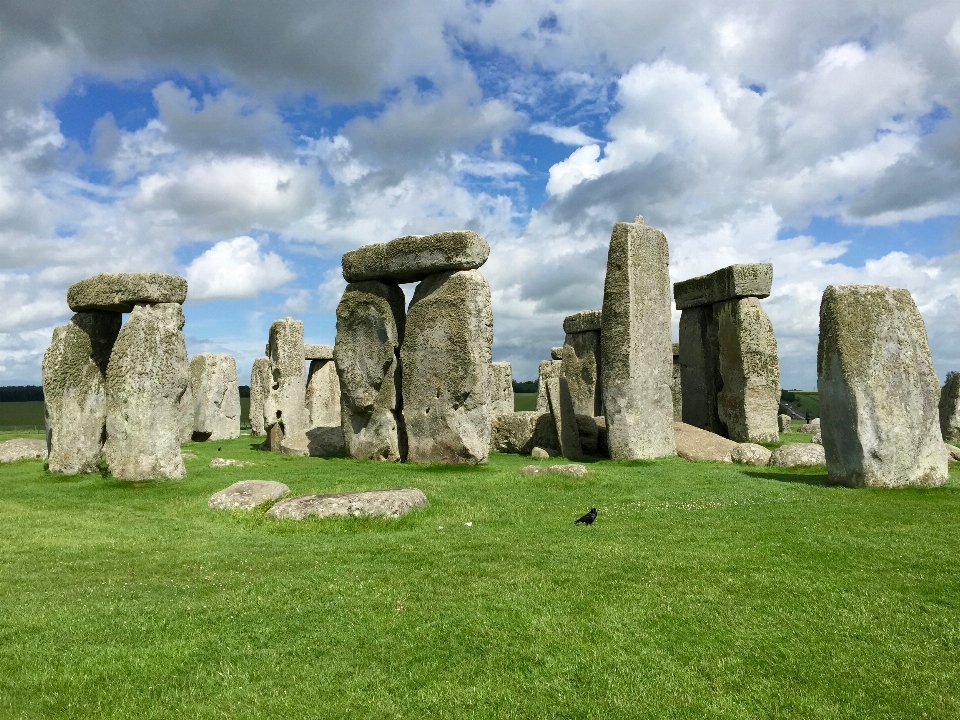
[185, 236, 295, 301]
[529, 123, 598, 146]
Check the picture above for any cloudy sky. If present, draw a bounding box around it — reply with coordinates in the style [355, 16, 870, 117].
[1, 0, 959, 389]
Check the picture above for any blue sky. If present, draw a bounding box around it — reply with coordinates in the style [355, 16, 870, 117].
[1, 0, 960, 389]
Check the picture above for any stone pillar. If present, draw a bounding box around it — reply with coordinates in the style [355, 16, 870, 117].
[536, 360, 561, 412]
[42, 311, 121, 474]
[546, 377, 583, 459]
[334, 281, 406, 461]
[778, 413, 792, 433]
[678, 305, 724, 434]
[938, 372, 960, 443]
[178, 381, 194, 443]
[249, 357, 271, 436]
[489, 361, 514, 415]
[189, 353, 241, 441]
[818, 284, 946, 487]
[263, 317, 306, 438]
[306, 357, 342, 428]
[600, 216, 675, 459]
[402, 269, 493, 464]
[671, 343, 682, 422]
[104, 303, 188, 480]
[561, 310, 602, 417]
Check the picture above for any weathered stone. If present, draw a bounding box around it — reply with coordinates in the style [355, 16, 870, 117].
[595, 415, 608, 457]
[342, 231, 490, 284]
[189, 353, 241, 441]
[519, 463, 589, 477]
[673, 263, 773, 311]
[778, 413, 792, 432]
[563, 310, 602, 334]
[67, 272, 188, 312]
[249, 357, 271, 436]
[104, 303, 188, 480]
[939, 373, 960, 442]
[575, 414, 600, 455]
[531, 446, 557, 459]
[809, 417, 821, 428]
[671, 342, 682, 422]
[490, 361, 514, 415]
[304, 344, 334, 361]
[768, 443, 826, 467]
[208, 480, 289, 510]
[812, 431, 822, 445]
[178, 381, 194, 444]
[550, 347, 564, 360]
[679, 304, 724, 435]
[490, 412, 558, 454]
[601, 217, 675, 459]
[402, 270, 493, 464]
[561, 328, 602, 417]
[261, 422, 284, 452]
[279, 426, 345, 457]
[732, 443, 772, 465]
[798, 423, 819, 433]
[263, 317, 306, 437]
[944, 443, 960, 462]
[546, 377, 583, 460]
[266, 488, 428, 520]
[306, 359, 341, 428]
[0, 438, 47, 463]
[818, 284, 946, 487]
[335, 281, 406, 462]
[181, 452, 197, 459]
[715, 297, 780, 443]
[536, 360, 561, 412]
[208, 458, 253, 467]
[42, 311, 120, 474]
[673, 422, 737, 462]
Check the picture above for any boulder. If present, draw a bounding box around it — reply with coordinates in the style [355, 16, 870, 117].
[263, 317, 306, 437]
[732, 443, 772, 466]
[67, 272, 188, 312]
[341, 231, 489, 284]
[489, 361, 514, 415]
[261, 422, 284, 452]
[249, 357, 271, 436]
[304, 344, 334, 361]
[104, 303, 188, 480]
[266, 488, 428, 520]
[518, 463, 589, 477]
[798, 423, 819, 433]
[778, 413, 792, 432]
[563, 310, 602, 334]
[812, 431, 822, 445]
[306, 358, 341, 428]
[531, 446, 557, 459]
[818, 284, 946, 487]
[208, 480, 289, 510]
[279, 426, 345, 457]
[768, 443, 826, 467]
[678, 304, 725, 435]
[601, 217, 675, 459]
[550, 347, 564, 360]
[402, 270, 493, 464]
[671, 342, 682, 422]
[0, 438, 47, 463]
[561, 325, 602, 417]
[673, 422, 737, 462]
[189, 353, 241, 441]
[944, 443, 960, 462]
[208, 458, 253, 467]
[536, 359, 561, 412]
[673, 263, 773, 311]
[490, 411, 558, 454]
[546, 377, 583, 460]
[42, 311, 120, 474]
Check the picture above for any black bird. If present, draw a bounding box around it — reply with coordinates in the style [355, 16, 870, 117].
[218, 447, 221, 451]
[575, 507, 597, 525]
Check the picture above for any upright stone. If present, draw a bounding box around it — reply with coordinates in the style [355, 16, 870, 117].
[249, 357, 271, 436]
[561, 310, 602, 417]
[938, 373, 960, 443]
[190, 353, 241, 441]
[104, 303, 188, 480]
[490, 362, 514, 415]
[679, 305, 724, 434]
[342, 231, 490, 284]
[546, 377, 583, 460]
[263, 318, 306, 437]
[671, 343, 682, 422]
[335, 281, 406, 461]
[536, 360, 562, 412]
[600, 216, 675, 459]
[306, 357, 341, 428]
[42, 311, 121, 474]
[402, 270, 493, 464]
[778, 413, 792, 433]
[818, 284, 946, 487]
[178, 381, 194, 443]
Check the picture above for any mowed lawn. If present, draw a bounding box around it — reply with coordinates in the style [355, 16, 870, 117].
[1, 435, 959, 719]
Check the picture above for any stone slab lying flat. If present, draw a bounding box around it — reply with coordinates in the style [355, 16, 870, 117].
[518, 464, 589, 477]
[68, 272, 188, 312]
[731, 443, 772, 465]
[208, 480, 289, 510]
[341, 231, 489, 284]
[673, 263, 773, 310]
[304, 344, 334, 360]
[208, 458, 253, 467]
[563, 310, 602, 334]
[266, 488, 428, 520]
[0, 438, 47, 463]
[673, 422, 737, 462]
[768, 443, 825, 467]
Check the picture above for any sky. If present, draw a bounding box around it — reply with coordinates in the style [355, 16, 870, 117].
[1, 0, 959, 389]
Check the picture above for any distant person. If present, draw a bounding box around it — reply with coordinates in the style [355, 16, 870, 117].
[805, 412, 811, 423]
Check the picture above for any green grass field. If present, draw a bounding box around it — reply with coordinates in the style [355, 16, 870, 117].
[0, 401, 45, 430]
[782, 391, 820, 420]
[515, 392, 537, 411]
[1, 434, 958, 719]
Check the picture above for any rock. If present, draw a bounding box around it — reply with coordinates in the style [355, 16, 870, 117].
[715, 297, 781, 443]
[266, 488, 428, 520]
[732, 443, 772, 465]
[178, 380, 194, 444]
[263, 317, 306, 437]
[489, 361, 514, 415]
[279, 426, 345, 456]
[181, 452, 197, 459]
[562, 310, 602, 334]
[249, 357, 271, 436]
[546, 377, 583, 459]
[531, 446, 557, 458]
[189, 353, 241, 441]
[490, 412, 558, 454]
[939, 373, 960, 442]
[810, 417, 821, 428]
[812, 431, 822, 445]
[678, 304, 725, 435]
[261, 422, 284, 452]
[561, 325, 602, 417]
[601, 217, 675, 459]
[335, 281, 406, 461]
[944, 443, 960, 462]
[575, 414, 600, 455]
[768, 443, 826, 467]
[341, 231, 490, 284]
[550, 347, 564, 360]
[778, 413, 792, 432]
[0, 438, 48, 463]
[518, 463, 589, 477]
[536, 359, 561, 412]
[304, 344, 334, 360]
[818, 285, 946, 487]
[208, 480, 289, 510]
[42, 311, 120, 474]
[306, 358, 341, 428]
[104, 303, 188, 481]
[798, 423, 819, 433]
[402, 269, 493, 464]
[671, 342, 682, 422]
[208, 457, 253, 467]
[673, 263, 773, 311]
[673, 421, 737, 462]
[67, 272, 188, 312]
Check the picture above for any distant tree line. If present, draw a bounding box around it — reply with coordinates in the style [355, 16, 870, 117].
[512, 380, 537, 393]
[0, 386, 44, 402]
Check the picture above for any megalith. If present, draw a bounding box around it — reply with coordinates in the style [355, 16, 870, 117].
[68, 272, 188, 312]
[342, 231, 490, 284]
[818, 284, 946, 487]
[938, 372, 960, 443]
[536, 360, 561, 412]
[306, 357, 342, 428]
[249, 357, 271, 436]
[546, 377, 583, 460]
[561, 310, 602, 417]
[490, 361, 514, 415]
[42, 311, 121, 474]
[600, 216, 675, 459]
[678, 304, 724, 434]
[178, 381, 194, 443]
[671, 343, 682, 422]
[778, 413, 792, 433]
[263, 317, 306, 439]
[189, 353, 241, 441]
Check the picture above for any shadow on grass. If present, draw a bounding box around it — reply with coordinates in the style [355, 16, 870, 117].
[743, 468, 833, 487]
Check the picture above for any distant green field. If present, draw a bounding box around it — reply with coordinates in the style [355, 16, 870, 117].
[0, 401, 45, 430]
[514, 392, 537, 411]
[782, 391, 820, 419]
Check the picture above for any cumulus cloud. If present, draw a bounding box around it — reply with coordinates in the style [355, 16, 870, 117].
[185, 236, 295, 300]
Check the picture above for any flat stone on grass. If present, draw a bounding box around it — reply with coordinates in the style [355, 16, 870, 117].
[208, 480, 289, 510]
[0, 438, 47, 463]
[732, 443, 772, 465]
[768, 443, 826, 467]
[673, 422, 736, 462]
[208, 458, 253, 467]
[266, 488, 428, 520]
[68, 272, 187, 312]
[519, 464, 589, 477]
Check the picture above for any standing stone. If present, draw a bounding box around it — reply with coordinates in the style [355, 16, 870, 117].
[536, 360, 562, 412]
[263, 317, 306, 437]
[190, 353, 241, 441]
[600, 216, 675, 459]
[342, 231, 490, 284]
[546, 377, 583, 460]
[938, 372, 960, 443]
[402, 269, 493, 464]
[306, 358, 342, 428]
[249, 357, 271, 436]
[42, 311, 121, 474]
[671, 343, 682, 422]
[679, 305, 724, 434]
[104, 303, 188, 480]
[490, 361, 514, 415]
[561, 310, 602, 417]
[178, 381, 194, 443]
[778, 413, 792, 433]
[335, 281, 406, 461]
[818, 284, 947, 487]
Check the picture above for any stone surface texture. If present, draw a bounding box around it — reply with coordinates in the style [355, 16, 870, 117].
[189, 353, 241, 441]
[178, 381, 194, 444]
[263, 317, 306, 437]
[279, 426, 345, 457]
[778, 413, 792, 432]
[818, 284, 946, 487]
[536, 360, 562, 412]
[812, 431, 822, 445]
[561, 328, 602, 417]
[563, 310, 602, 334]
[798, 423, 819, 433]
[945, 443, 960, 462]
[304, 344, 334, 360]
[490, 361, 514, 415]
[518, 464, 589, 477]
[490, 412, 558, 454]
[546, 377, 583, 460]
[342, 231, 489, 284]
[267, 488, 428, 520]
[0, 438, 48, 463]
[673, 422, 737, 462]
[104, 303, 188, 480]
[601, 217, 675, 459]
[768, 443, 826, 467]
[671, 343, 682, 422]
[68, 272, 188, 312]
[550, 347, 564, 360]
[249, 357, 271, 436]
[673, 263, 773, 310]
[42, 311, 120, 474]
[732, 443, 772, 465]
[306, 359, 341, 428]
[531, 447, 552, 459]
[208, 480, 289, 510]
[679, 304, 724, 434]
[208, 458, 253, 467]
[939, 373, 960, 442]
[402, 270, 493, 464]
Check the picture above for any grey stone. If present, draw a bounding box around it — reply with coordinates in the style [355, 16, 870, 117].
[490, 412, 558, 454]
[306, 359, 341, 428]
[536, 360, 561, 412]
[335, 281, 406, 462]
[561, 328, 602, 417]
[178, 381, 194, 444]
[189, 353, 241, 441]
[104, 303, 188, 480]
[563, 310, 602, 334]
[732, 443, 772, 465]
[518, 463, 589, 477]
[768, 443, 826, 467]
[304, 344, 334, 361]
[263, 317, 306, 437]
[67, 272, 188, 312]
[778, 413, 792, 432]
[181, 452, 197, 459]
[531, 446, 557, 459]
[266, 488, 428, 520]
[279, 426, 345, 457]
[490, 361, 514, 415]
[798, 423, 819, 433]
[208, 480, 289, 510]
[679, 304, 725, 435]
[550, 347, 564, 360]
[575, 414, 600, 455]
[818, 284, 946, 487]
[944, 443, 960, 462]
[261, 422, 284, 452]
[673, 263, 773, 311]
[42, 311, 120, 474]
[0, 438, 47, 463]
[671, 342, 682, 422]
[341, 231, 490, 284]
[673, 422, 737, 462]
[812, 431, 822, 445]
[600, 217, 675, 459]
[208, 457, 253, 467]
[249, 357, 271, 436]
[939, 373, 960, 442]
[402, 270, 493, 464]
[546, 377, 583, 460]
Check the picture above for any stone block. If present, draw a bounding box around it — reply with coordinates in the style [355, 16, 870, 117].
[519, 464, 589, 477]
[673, 422, 737, 462]
[490, 411, 558, 454]
[0, 438, 48, 463]
[563, 310, 602, 334]
[679, 305, 724, 434]
[561, 328, 602, 417]
[178, 381, 194, 444]
[939, 373, 960, 442]
[536, 360, 561, 412]
[263, 317, 306, 436]
[341, 231, 489, 284]
[673, 263, 773, 311]
[280, 426, 345, 456]
[778, 413, 792, 432]
[768, 443, 825, 467]
[546, 377, 583, 460]
[551, 347, 564, 360]
[208, 480, 289, 510]
[306, 359, 341, 428]
[671, 342, 682, 422]
[304, 344, 334, 360]
[249, 357, 271, 436]
[732, 443, 772, 465]
[189, 353, 241, 441]
[267, 488, 428, 520]
[490, 361, 514, 415]
[67, 272, 188, 312]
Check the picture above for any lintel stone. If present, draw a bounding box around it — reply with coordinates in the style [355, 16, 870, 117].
[563, 310, 602, 334]
[304, 343, 334, 360]
[68, 272, 188, 312]
[342, 231, 489, 284]
[673, 263, 772, 310]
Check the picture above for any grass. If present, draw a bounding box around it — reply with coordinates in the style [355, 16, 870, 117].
[0, 401, 45, 430]
[782, 391, 820, 420]
[1, 435, 958, 719]
[515, 392, 537, 411]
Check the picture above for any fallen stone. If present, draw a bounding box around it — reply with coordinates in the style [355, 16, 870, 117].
[944, 443, 960, 462]
[306, 358, 341, 428]
[536, 359, 562, 412]
[189, 353, 241, 441]
[768, 443, 826, 467]
[489, 361, 514, 415]
[678, 304, 725, 435]
[67, 272, 188, 312]
[798, 423, 819, 433]
[778, 413, 792, 432]
[550, 347, 564, 360]
[341, 231, 489, 284]
[531, 446, 558, 459]
[562, 309, 602, 334]
[561, 326, 602, 417]
[546, 377, 583, 460]
[304, 344, 334, 361]
[671, 342, 682, 422]
[209, 457, 253, 467]
[208, 480, 289, 510]
[673, 263, 773, 311]
[279, 426, 345, 457]
[490, 412, 558, 454]
[266, 488, 428, 520]
[812, 431, 822, 445]
[673, 421, 737, 462]
[732, 443, 772, 466]
[263, 317, 306, 437]
[249, 357, 271, 436]
[0, 438, 47, 463]
[518, 463, 589, 477]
